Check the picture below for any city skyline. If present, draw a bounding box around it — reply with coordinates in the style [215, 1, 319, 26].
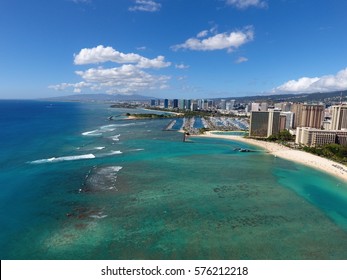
[1, 0, 347, 99]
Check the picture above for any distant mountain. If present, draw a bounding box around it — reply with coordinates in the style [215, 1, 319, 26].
[229, 90, 347, 104]
[43, 93, 157, 102]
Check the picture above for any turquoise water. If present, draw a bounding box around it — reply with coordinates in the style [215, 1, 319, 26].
[1, 100, 347, 259]
[212, 131, 248, 136]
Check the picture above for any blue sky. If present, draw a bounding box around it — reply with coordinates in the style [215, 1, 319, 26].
[0, 0, 347, 99]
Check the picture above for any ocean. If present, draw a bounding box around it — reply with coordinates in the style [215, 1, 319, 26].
[1, 100, 347, 260]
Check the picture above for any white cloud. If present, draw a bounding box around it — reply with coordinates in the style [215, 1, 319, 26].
[48, 81, 91, 92]
[235, 56, 248, 63]
[75, 65, 170, 94]
[50, 45, 171, 95]
[129, 0, 161, 12]
[226, 0, 268, 9]
[74, 45, 170, 68]
[175, 64, 190, 69]
[196, 30, 209, 38]
[137, 55, 171, 69]
[274, 68, 347, 93]
[172, 26, 254, 51]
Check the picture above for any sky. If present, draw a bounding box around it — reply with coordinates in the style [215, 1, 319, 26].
[0, 0, 347, 99]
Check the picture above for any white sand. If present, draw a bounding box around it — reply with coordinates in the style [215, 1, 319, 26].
[196, 131, 347, 183]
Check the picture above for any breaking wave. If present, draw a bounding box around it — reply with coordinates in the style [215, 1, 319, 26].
[30, 154, 95, 164]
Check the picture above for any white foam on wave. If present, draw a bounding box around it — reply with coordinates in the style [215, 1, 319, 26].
[30, 154, 95, 164]
[82, 130, 102, 136]
[100, 124, 118, 130]
[94, 146, 105, 150]
[110, 134, 121, 141]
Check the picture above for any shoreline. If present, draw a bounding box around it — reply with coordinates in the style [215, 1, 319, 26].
[195, 131, 347, 183]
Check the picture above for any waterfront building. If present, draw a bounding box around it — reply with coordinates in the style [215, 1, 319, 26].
[173, 99, 178, 108]
[179, 99, 186, 110]
[331, 104, 347, 130]
[280, 111, 294, 130]
[337, 134, 347, 145]
[164, 99, 169, 109]
[150, 99, 156, 107]
[279, 115, 287, 131]
[322, 120, 331, 130]
[198, 99, 204, 110]
[186, 99, 192, 111]
[300, 104, 324, 129]
[220, 99, 226, 110]
[191, 102, 198, 111]
[249, 110, 280, 137]
[295, 127, 347, 147]
[291, 103, 303, 128]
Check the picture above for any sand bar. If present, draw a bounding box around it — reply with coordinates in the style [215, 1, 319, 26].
[196, 131, 347, 183]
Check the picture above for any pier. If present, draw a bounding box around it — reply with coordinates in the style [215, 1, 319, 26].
[164, 120, 176, 130]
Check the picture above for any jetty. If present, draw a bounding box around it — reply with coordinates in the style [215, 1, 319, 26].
[164, 120, 176, 131]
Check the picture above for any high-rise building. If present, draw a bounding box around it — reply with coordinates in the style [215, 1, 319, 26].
[191, 101, 198, 111]
[260, 102, 268, 112]
[275, 102, 291, 112]
[173, 99, 178, 108]
[164, 99, 169, 109]
[291, 103, 303, 128]
[251, 103, 260, 112]
[220, 99, 226, 110]
[230, 99, 235, 109]
[280, 111, 294, 130]
[279, 115, 287, 131]
[331, 104, 347, 130]
[249, 110, 280, 137]
[179, 99, 186, 110]
[198, 99, 204, 110]
[150, 99, 156, 106]
[300, 104, 324, 129]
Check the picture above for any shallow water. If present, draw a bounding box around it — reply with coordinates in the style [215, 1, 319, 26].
[1, 100, 346, 259]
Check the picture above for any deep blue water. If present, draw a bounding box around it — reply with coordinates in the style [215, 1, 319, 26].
[1, 100, 347, 260]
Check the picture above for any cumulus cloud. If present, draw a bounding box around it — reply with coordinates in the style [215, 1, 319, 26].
[74, 45, 170, 68]
[172, 26, 254, 52]
[129, 0, 161, 12]
[75, 65, 170, 94]
[274, 68, 347, 93]
[50, 45, 171, 95]
[226, 0, 268, 9]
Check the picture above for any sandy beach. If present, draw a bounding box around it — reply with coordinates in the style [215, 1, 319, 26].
[197, 131, 347, 183]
